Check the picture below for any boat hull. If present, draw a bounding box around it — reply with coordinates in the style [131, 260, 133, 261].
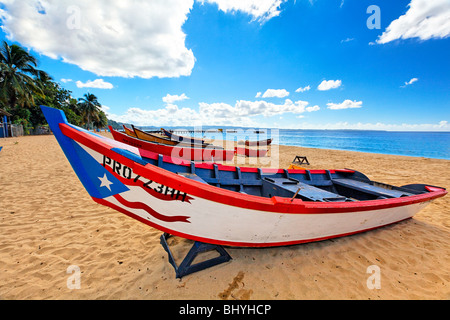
[235, 147, 268, 157]
[123, 125, 137, 138]
[245, 138, 273, 147]
[131, 125, 179, 146]
[42, 106, 447, 248]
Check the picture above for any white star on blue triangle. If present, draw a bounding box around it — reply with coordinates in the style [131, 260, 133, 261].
[99, 174, 113, 191]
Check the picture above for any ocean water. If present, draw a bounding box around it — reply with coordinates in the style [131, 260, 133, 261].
[277, 130, 450, 160]
[158, 128, 450, 160]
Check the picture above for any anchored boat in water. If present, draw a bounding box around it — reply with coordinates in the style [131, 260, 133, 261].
[41, 105, 446, 248]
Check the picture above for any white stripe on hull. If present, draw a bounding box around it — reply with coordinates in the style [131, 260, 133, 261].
[105, 186, 429, 245]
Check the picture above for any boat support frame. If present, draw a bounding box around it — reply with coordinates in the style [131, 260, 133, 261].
[160, 233, 232, 278]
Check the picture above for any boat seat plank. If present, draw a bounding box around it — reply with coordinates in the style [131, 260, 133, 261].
[263, 177, 347, 202]
[332, 178, 414, 198]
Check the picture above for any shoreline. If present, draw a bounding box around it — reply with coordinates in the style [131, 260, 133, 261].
[276, 144, 450, 161]
[0, 134, 449, 300]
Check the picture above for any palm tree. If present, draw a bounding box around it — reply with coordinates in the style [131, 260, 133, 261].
[78, 93, 102, 130]
[0, 41, 45, 113]
[92, 110, 108, 130]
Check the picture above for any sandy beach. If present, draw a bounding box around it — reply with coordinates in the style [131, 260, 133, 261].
[0, 133, 449, 300]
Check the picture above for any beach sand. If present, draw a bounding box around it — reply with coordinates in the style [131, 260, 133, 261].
[0, 134, 449, 300]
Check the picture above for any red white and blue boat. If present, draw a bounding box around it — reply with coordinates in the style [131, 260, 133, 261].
[42, 106, 447, 248]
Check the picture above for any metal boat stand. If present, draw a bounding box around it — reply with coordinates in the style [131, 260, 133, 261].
[160, 233, 232, 279]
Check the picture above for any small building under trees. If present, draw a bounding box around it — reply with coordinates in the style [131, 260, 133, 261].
[0, 108, 24, 137]
[0, 108, 12, 138]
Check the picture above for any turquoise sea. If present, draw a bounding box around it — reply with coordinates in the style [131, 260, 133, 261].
[276, 129, 450, 160]
[144, 127, 450, 160]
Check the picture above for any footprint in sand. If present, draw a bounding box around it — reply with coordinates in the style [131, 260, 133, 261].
[218, 271, 253, 300]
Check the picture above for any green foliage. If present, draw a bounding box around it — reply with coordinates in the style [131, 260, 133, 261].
[0, 41, 110, 132]
[107, 118, 123, 130]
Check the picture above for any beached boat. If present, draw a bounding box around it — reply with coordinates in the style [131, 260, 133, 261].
[123, 125, 137, 138]
[162, 128, 205, 145]
[132, 125, 212, 148]
[245, 138, 273, 147]
[131, 125, 180, 146]
[237, 138, 273, 147]
[235, 147, 268, 157]
[41, 105, 447, 248]
[109, 125, 234, 162]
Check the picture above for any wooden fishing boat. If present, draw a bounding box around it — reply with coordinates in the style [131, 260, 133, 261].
[41, 105, 447, 248]
[162, 128, 205, 145]
[235, 147, 268, 157]
[132, 125, 212, 148]
[131, 125, 180, 146]
[245, 138, 273, 147]
[123, 125, 137, 138]
[109, 125, 234, 162]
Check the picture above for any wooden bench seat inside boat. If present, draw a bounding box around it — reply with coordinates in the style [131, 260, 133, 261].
[332, 178, 415, 199]
[262, 177, 348, 202]
[178, 172, 248, 194]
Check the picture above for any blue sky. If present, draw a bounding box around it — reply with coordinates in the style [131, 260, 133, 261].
[1, 0, 449, 130]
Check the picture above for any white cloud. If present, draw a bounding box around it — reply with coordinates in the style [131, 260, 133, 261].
[255, 92, 262, 98]
[341, 37, 354, 43]
[306, 105, 320, 112]
[106, 98, 313, 127]
[295, 85, 311, 93]
[107, 105, 203, 127]
[198, 0, 287, 23]
[261, 89, 290, 98]
[76, 79, 114, 89]
[401, 77, 419, 88]
[377, 0, 450, 44]
[0, 0, 195, 78]
[200, 99, 309, 118]
[162, 93, 189, 104]
[318, 80, 342, 91]
[60, 78, 72, 83]
[327, 100, 362, 110]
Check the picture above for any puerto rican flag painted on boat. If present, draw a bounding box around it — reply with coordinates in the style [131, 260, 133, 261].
[73, 140, 192, 224]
